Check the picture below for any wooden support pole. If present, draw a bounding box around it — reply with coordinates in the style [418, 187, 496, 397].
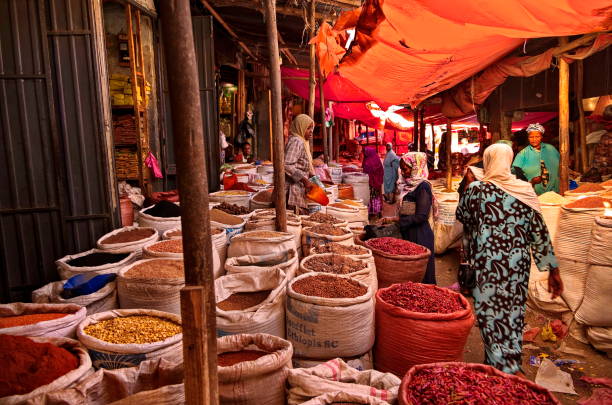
[446, 120, 453, 191]
[575, 60, 588, 173]
[159, 1, 218, 404]
[318, 65, 328, 162]
[501, 113, 512, 140]
[559, 37, 570, 195]
[413, 109, 419, 151]
[263, 0, 288, 231]
[308, 0, 316, 120]
[333, 116, 339, 160]
[419, 107, 426, 151]
[268, 89, 273, 160]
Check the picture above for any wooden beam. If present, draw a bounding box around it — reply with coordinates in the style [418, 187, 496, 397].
[159, 1, 219, 404]
[278, 32, 298, 65]
[552, 33, 599, 57]
[263, 0, 288, 231]
[446, 121, 453, 191]
[209, 0, 329, 19]
[308, 0, 317, 121]
[318, 64, 328, 162]
[199, 0, 258, 60]
[575, 60, 588, 173]
[559, 37, 570, 195]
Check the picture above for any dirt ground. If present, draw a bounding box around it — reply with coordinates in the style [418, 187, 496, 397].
[436, 251, 612, 404]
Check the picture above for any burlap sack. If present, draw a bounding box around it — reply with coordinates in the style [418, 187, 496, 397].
[558, 258, 589, 312]
[586, 326, 612, 356]
[225, 249, 299, 280]
[0, 303, 86, 338]
[56, 249, 138, 280]
[298, 253, 377, 291]
[302, 226, 354, 256]
[137, 205, 181, 234]
[555, 206, 603, 262]
[96, 226, 159, 257]
[228, 230, 295, 259]
[527, 261, 569, 314]
[32, 281, 117, 315]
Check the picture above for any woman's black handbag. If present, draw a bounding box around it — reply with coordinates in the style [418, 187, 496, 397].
[458, 262, 476, 292]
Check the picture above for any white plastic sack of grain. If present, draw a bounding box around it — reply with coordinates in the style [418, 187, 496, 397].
[56, 249, 138, 280]
[286, 273, 375, 359]
[225, 249, 299, 280]
[215, 268, 287, 337]
[555, 206, 604, 262]
[0, 302, 86, 338]
[245, 214, 302, 255]
[558, 258, 589, 312]
[96, 226, 159, 257]
[0, 336, 93, 405]
[586, 326, 612, 356]
[325, 204, 361, 224]
[298, 253, 377, 291]
[32, 280, 117, 315]
[77, 309, 183, 370]
[287, 358, 400, 405]
[527, 260, 569, 314]
[227, 230, 295, 258]
[302, 226, 354, 256]
[575, 265, 612, 326]
[586, 216, 612, 266]
[292, 350, 373, 371]
[137, 205, 181, 234]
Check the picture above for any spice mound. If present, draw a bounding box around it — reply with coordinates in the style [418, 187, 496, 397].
[167, 228, 222, 238]
[253, 189, 273, 203]
[0, 313, 69, 329]
[66, 252, 129, 267]
[217, 350, 268, 367]
[217, 290, 272, 311]
[101, 228, 155, 244]
[84, 315, 181, 344]
[210, 209, 243, 225]
[571, 182, 605, 193]
[292, 275, 367, 298]
[602, 179, 612, 187]
[124, 259, 184, 279]
[404, 364, 557, 405]
[308, 224, 349, 236]
[538, 191, 569, 205]
[565, 196, 611, 209]
[214, 190, 249, 196]
[340, 199, 363, 207]
[329, 203, 353, 210]
[143, 201, 181, 218]
[0, 335, 79, 397]
[216, 202, 251, 215]
[304, 254, 366, 274]
[380, 282, 464, 314]
[147, 239, 183, 253]
[313, 242, 368, 255]
[366, 237, 427, 256]
[239, 230, 285, 239]
[307, 212, 344, 225]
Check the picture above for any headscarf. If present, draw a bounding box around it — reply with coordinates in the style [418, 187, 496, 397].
[383, 143, 400, 194]
[290, 114, 315, 174]
[526, 123, 545, 134]
[469, 143, 541, 213]
[362, 146, 384, 188]
[400, 152, 438, 219]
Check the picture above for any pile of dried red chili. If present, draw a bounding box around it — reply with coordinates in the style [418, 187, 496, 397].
[0, 335, 79, 397]
[380, 282, 464, 314]
[403, 364, 556, 404]
[366, 237, 427, 256]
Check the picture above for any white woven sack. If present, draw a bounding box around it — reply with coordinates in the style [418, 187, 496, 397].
[343, 173, 370, 206]
[292, 350, 373, 371]
[142, 240, 183, 259]
[587, 216, 612, 266]
[287, 358, 400, 405]
[227, 230, 295, 258]
[540, 204, 562, 243]
[575, 264, 612, 326]
[286, 273, 375, 359]
[56, 249, 138, 280]
[526, 259, 569, 314]
[299, 253, 377, 290]
[77, 309, 183, 370]
[558, 258, 589, 312]
[215, 268, 287, 337]
[209, 191, 252, 208]
[325, 204, 361, 224]
[137, 205, 181, 234]
[225, 249, 299, 280]
[0, 337, 93, 405]
[436, 199, 459, 226]
[302, 226, 354, 256]
[211, 218, 246, 243]
[301, 217, 349, 229]
[140, 242, 222, 279]
[250, 189, 274, 210]
[117, 259, 184, 315]
[555, 206, 603, 261]
[162, 227, 182, 240]
[300, 392, 390, 405]
[245, 217, 302, 255]
[433, 221, 463, 254]
[0, 303, 86, 338]
[217, 333, 293, 405]
[586, 326, 612, 355]
[32, 280, 118, 315]
[96, 226, 159, 257]
[160, 228, 227, 267]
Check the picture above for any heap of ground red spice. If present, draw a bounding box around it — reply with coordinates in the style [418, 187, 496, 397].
[0, 335, 78, 397]
[565, 196, 611, 209]
[0, 313, 68, 329]
[571, 182, 605, 193]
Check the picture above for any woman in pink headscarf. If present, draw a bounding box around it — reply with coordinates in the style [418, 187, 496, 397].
[362, 146, 384, 217]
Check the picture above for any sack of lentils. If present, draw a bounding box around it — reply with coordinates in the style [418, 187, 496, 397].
[374, 282, 474, 377]
[215, 267, 288, 337]
[77, 309, 183, 370]
[32, 279, 117, 315]
[225, 249, 300, 280]
[0, 335, 92, 405]
[142, 238, 222, 279]
[302, 224, 354, 256]
[228, 230, 295, 259]
[0, 302, 86, 338]
[56, 249, 138, 280]
[217, 333, 293, 405]
[299, 253, 376, 291]
[163, 227, 228, 266]
[246, 209, 303, 254]
[398, 362, 560, 405]
[286, 273, 375, 359]
[137, 201, 182, 234]
[300, 212, 348, 228]
[118, 259, 185, 315]
[361, 236, 430, 288]
[311, 241, 375, 269]
[97, 226, 159, 257]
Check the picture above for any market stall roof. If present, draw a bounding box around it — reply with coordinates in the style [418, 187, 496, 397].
[327, 0, 611, 107]
[450, 111, 559, 131]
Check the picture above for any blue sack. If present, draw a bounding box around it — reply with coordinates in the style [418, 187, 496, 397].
[62, 273, 116, 299]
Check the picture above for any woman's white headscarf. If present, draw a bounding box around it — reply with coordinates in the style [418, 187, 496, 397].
[469, 143, 541, 213]
[290, 114, 315, 174]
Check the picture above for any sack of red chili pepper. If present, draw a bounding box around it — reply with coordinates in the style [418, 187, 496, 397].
[358, 236, 430, 288]
[398, 362, 560, 405]
[374, 283, 474, 377]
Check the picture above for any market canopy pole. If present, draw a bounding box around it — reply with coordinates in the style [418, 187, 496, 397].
[558, 37, 570, 195]
[159, 1, 218, 404]
[264, 0, 288, 232]
[318, 64, 328, 162]
[575, 60, 588, 173]
[446, 120, 453, 191]
[307, 0, 317, 121]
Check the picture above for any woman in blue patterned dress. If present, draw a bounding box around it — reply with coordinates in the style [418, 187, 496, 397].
[456, 143, 563, 376]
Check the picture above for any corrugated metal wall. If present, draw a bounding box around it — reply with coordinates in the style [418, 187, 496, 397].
[0, 0, 115, 302]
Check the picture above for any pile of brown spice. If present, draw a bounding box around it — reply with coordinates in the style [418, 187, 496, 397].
[210, 209, 243, 225]
[218, 350, 269, 366]
[308, 224, 349, 236]
[253, 189, 273, 203]
[565, 196, 612, 209]
[312, 242, 368, 255]
[217, 290, 272, 311]
[101, 228, 155, 244]
[166, 228, 222, 238]
[292, 274, 367, 298]
[304, 254, 367, 274]
[124, 259, 184, 279]
[238, 230, 285, 239]
[306, 212, 344, 225]
[147, 239, 183, 253]
[571, 182, 606, 193]
[329, 203, 354, 210]
[216, 202, 251, 215]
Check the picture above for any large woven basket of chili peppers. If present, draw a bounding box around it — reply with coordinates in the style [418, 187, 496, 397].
[399, 362, 561, 405]
[357, 235, 430, 288]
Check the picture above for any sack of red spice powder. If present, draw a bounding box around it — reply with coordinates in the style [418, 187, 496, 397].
[374, 283, 474, 378]
[0, 302, 86, 338]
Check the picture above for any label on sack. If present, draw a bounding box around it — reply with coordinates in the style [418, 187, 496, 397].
[286, 300, 340, 350]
